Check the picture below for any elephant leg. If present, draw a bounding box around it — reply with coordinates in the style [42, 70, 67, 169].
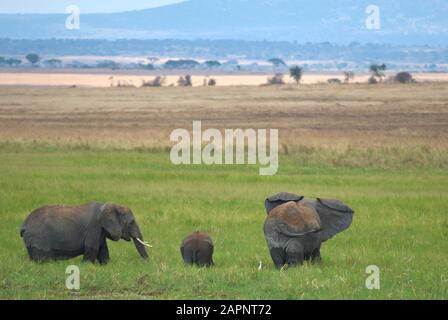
[181, 247, 194, 265]
[309, 246, 321, 263]
[285, 240, 304, 267]
[269, 247, 286, 269]
[26, 246, 36, 261]
[97, 242, 109, 265]
[196, 252, 212, 267]
[83, 246, 99, 263]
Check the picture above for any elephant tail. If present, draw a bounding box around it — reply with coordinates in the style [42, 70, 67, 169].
[192, 250, 198, 264]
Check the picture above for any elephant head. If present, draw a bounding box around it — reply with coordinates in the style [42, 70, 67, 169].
[99, 204, 149, 259]
[263, 193, 354, 268]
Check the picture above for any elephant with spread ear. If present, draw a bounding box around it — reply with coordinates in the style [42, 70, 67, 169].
[20, 202, 150, 264]
[180, 231, 214, 267]
[263, 192, 354, 268]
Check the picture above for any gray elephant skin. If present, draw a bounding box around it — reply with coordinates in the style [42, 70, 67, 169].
[263, 192, 354, 268]
[180, 231, 214, 267]
[20, 202, 149, 264]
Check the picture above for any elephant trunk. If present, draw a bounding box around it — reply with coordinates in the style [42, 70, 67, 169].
[131, 223, 149, 259]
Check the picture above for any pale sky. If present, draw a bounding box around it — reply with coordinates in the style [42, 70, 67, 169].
[0, 0, 185, 14]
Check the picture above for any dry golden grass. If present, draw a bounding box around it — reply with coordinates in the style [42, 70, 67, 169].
[1, 83, 448, 151]
[0, 83, 447, 300]
[1, 72, 448, 87]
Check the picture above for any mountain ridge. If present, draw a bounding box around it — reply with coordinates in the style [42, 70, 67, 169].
[0, 0, 447, 45]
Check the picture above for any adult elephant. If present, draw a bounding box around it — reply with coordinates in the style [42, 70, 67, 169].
[263, 192, 354, 268]
[20, 202, 150, 264]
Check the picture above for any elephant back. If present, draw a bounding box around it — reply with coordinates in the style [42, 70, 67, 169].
[264, 192, 304, 214]
[180, 231, 214, 266]
[181, 231, 213, 247]
[266, 201, 321, 236]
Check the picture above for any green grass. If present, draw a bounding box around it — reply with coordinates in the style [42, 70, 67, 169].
[0, 145, 447, 299]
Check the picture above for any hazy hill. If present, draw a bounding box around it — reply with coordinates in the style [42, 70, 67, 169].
[0, 0, 447, 45]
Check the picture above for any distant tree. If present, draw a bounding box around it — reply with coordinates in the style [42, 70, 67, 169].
[26, 53, 40, 66]
[289, 66, 304, 85]
[343, 71, 355, 83]
[44, 59, 62, 68]
[4, 58, 22, 67]
[96, 60, 120, 69]
[165, 59, 200, 69]
[138, 63, 155, 70]
[204, 60, 221, 69]
[266, 73, 285, 85]
[222, 59, 239, 70]
[208, 78, 217, 86]
[268, 58, 287, 68]
[69, 60, 91, 69]
[224, 59, 238, 66]
[178, 75, 193, 86]
[394, 71, 415, 84]
[369, 63, 387, 82]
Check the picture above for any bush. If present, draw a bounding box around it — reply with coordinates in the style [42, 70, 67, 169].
[208, 78, 217, 86]
[110, 79, 135, 88]
[344, 71, 355, 83]
[327, 78, 342, 84]
[178, 75, 193, 86]
[266, 73, 285, 85]
[368, 76, 378, 84]
[141, 76, 165, 87]
[394, 72, 415, 84]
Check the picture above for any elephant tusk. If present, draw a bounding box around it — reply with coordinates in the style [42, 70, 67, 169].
[258, 261, 263, 271]
[136, 238, 153, 248]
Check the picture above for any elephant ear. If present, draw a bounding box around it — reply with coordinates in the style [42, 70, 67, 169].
[264, 192, 304, 214]
[315, 198, 354, 242]
[100, 204, 122, 241]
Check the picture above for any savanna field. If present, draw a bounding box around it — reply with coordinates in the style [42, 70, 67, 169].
[0, 83, 447, 299]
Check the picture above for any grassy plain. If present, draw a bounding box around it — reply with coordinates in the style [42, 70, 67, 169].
[0, 83, 447, 299]
[1, 71, 448, 87]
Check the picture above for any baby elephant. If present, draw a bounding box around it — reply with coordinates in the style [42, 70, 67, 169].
[20, 202, 150, 264]
[264, 192, 354, 268]
[180, 231, 214, 267]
